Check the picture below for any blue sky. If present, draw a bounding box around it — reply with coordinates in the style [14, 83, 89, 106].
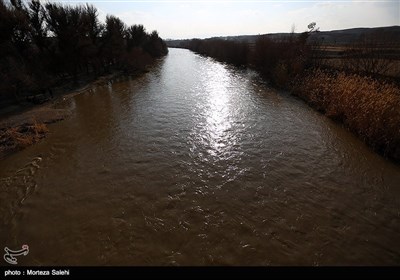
[51, 1, 399, 39]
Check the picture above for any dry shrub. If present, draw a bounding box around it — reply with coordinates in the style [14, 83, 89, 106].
[251, 35, 310, 86]
[0, 121, 49, 151]
[294, 68, 400, 161]
[31, 121, 49, 136]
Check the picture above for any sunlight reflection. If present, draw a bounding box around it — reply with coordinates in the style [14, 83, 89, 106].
[204, 64, 234, 156]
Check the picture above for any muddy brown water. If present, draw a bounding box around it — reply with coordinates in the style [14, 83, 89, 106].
[1, 48, 400, 265]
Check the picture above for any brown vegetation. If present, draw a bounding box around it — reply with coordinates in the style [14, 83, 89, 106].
[0, 120, 48, 154]
[293, 69, 400, 161]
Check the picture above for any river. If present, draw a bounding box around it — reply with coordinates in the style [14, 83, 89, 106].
[1, 48, 399, 265]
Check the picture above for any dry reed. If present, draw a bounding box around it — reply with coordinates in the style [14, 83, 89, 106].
[293, 68, 400, 161]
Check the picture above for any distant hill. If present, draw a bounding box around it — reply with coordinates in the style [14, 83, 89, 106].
[307, 26, 400, 45]
[166, 26, 400, 47]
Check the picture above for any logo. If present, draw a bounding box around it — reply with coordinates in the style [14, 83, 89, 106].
[3, 245, 29, 265]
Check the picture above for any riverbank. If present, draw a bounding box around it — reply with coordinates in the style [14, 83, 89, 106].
[0, 71, 145, 159]
[171, 41, 400, 163]
[292, 68, 400, 162]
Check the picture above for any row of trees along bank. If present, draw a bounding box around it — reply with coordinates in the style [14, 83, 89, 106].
[0, 0, 168, 108]
[177, 24, 315, 87]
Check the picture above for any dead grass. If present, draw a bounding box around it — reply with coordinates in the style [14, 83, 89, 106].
[0, 120, 49, 154]
[293, 68, 400, 162]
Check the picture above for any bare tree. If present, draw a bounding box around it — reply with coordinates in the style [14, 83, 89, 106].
[342, 31, 396, 76]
